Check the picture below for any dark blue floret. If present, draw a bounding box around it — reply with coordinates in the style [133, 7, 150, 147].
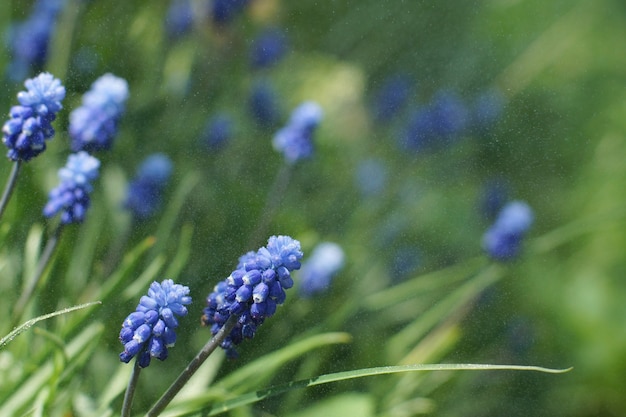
[211, 0, 249, 24]
[43, 152, 100, 224]
[482, 201, 534, 261]
[249, 82, 280, 128]
[165, 0, 194, 39]
[201, 235, 303, 358]
[119, 279, 192, 368]
[250, 28, 289, 69]
[401, 91, 468, 152]
[2, 73, 65, 161]
[202, 113, 233, 150]
[124, 154, 173, 219]
[371, 73, 412, 123]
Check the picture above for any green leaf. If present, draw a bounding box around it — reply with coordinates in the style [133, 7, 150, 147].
[205, 364, 572, 416]
[214, 332, 353, 394]
[385, 263, 504, 361]
[0, 301, 101, 349]
[0, 322, 104, 416]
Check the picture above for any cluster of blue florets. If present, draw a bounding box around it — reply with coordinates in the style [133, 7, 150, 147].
[212, 0, 250, 24]
[7, 0, 64, 80]
[299, 242, 345, 298]
[119, 279, 192, 368]
[2, 72, 65, 161]
[482, 201, 534, 260]
[402, 91, 469, 152]
[43, 151, 100, 224]
[202, 235, 303, 358]
[272, 102, 323, 164]
[124, 153, 173, 220]
[69, 73, 129, 152]
[250, 28, 289, 69]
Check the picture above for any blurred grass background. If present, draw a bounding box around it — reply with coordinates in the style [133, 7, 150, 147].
[1, 0, 625, 416]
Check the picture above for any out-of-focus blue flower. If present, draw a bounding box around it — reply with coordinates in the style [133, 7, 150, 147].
[2, 72, 65, 161]
[124, 153, 173, 220]
[249, 81, 280, 128]
[69, 73, 129, 152]
[250, 28, 289, 69]
[482, 200, 534, 260]
[299, 242, 345, 297]
[471, 89, 505, 134]
[480, 179, 509, 221]
[165, 0, 194, 39]
[401, 91, 468, 152]
[211, 0, 249, 24]
[202, 113, 232, 150]
[7, 0, 64, 80]
[273, 102, 323, 164]
[43, 151, 100, 224]
[371, 74, 412, 123]
[119, 279, 192, 368]
[202, 235, 303, 358]
[355, 158, 388, 197]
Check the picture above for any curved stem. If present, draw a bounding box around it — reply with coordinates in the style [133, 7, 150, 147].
[11, 223, 64, 327]
[0, 160, 22, 222]
[147, 315, 239, 417]
[121, 359, 142, 417]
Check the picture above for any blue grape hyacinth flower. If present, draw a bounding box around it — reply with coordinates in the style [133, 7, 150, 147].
[202, 235, 303, 358]
[43, 151, 100, 224]
[211, 0, 249, 24]
[124, 153, 173, 220]
[401, 91, 468, 152]
[299, 242, 345, 297]
[371, 73, 412, 124]
[69, 73, 129, 152]
[272, 102, 323, 164]
[2, 72, 65, 161]
[482, 200, 534, 260]
[165, 0, 194, 40]
[119, 279, 192, 368]
[250, 27, 289, 69]
[7, 0, 64, 80]
[202, 113, 233, 151]
[249, 81, 280, 128]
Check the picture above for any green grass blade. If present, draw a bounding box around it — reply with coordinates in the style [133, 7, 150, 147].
[363, 256, 487, 311]
[0, 301, 101, 348]
[160, 332, 353, 417]
[93, 236, 155, 303]
[150, 171, 200, 259]
[214, 332, 353, 394]
[385, 263, 504, 361]
[0, 322, 104, 415]
[183, 364, 572, 416]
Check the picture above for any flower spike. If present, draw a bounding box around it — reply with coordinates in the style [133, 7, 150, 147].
[119, 279, 192, 368]
[202, 235, 303, 358]
[2, 72, 65, 161]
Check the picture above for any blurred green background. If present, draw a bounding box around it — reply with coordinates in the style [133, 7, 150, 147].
[1, 0, 625, 416]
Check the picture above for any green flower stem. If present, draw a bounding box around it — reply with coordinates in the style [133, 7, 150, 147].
[0, 160, 22, 222]
[147, 315, 238, 417]
[11, 223, 64, 327]
[247, 163, 293, 249]
[121, 359, 142, 417]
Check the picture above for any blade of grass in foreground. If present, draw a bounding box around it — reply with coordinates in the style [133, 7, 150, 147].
[0, 301, 101, 348]
[174, 364, 572, 417]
